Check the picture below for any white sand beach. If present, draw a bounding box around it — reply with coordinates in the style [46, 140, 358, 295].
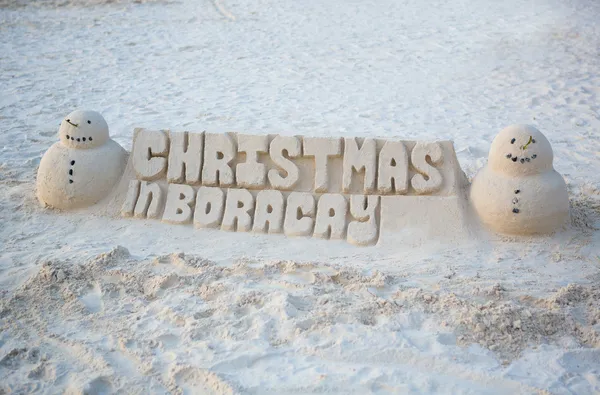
[1, 0, 599, 393]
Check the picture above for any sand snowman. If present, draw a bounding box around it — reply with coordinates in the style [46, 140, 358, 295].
[37, 110, 128, 210]
[470, 125, 570, 235]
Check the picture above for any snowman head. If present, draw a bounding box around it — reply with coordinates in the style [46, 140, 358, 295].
[488, 124, 554, 176]
[59, 110, 109, 149]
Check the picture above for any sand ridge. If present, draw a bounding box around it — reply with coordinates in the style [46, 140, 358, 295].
[1, 247, 599, 393]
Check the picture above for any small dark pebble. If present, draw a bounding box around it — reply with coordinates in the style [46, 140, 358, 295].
[513, 208, 520, 213]
[532, 139, 536, 143]
[520, 158, 525, 163]
[66, 135, 70, 139]
[89, 137, 93, 141]
[69, 180, 73, 184]
[514, 189, 520, 194]
[506, 153, 512, 158]
[71, 160, 75, 165]
[526, 158, 530, 162]
[76, 138, 80, 142]
[511, 138, 516, 144]
[70, 137, 74, 140]
[512, 157, 518, 162]
[532, 154, 537, 159]
[82, 137, 86, 141]
[69, 169, 73, 175]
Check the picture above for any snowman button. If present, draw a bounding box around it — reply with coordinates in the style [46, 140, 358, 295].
[512, 208, 519, 213]
[514, 189, 520, 194]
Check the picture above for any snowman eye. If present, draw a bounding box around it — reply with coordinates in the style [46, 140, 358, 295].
[87, 120, 91, 124]
[510, 138, 516, 144]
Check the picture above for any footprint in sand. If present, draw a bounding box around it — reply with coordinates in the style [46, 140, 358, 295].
[27, 362, 56, 381]
[82, 376, 113, 395]
[157, 334, 180, 350]
[173, 367, 235, 395]
[79, 282, 104, 314]
[143, 274, 179, 298]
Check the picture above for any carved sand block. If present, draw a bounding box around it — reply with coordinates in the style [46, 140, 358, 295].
[470, 125, 570, 235]
[376, 141, 473, 246]
[100, 128, 472, 247]
[37, 110, 128, 210]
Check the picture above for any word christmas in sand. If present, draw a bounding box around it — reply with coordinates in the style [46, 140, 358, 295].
[120, 129, 463, 245]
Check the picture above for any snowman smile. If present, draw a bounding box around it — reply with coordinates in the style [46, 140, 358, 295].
[505, 135, 538, 164]
[65, 134, 94, 143]
[505, 152, 538, 164]
[66, 119, 79, 127]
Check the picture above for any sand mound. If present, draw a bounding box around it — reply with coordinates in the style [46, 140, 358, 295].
[393, 285, 600, 359]
[570, 188, 600, 231]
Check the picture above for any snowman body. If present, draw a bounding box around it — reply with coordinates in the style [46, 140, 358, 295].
[470, 125, 570, 235]
[37, 110, 127, 210]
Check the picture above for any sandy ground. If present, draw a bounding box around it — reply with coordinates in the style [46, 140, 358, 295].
[1, 0, 600, 393]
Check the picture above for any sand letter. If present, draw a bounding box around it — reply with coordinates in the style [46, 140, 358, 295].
[221, 188, 255, 232]
[132, 129, 169, 181]
[121, 180, 140, 217]
[253, 190, 285, 234]
[313, 193, 348, 239]
[284, 192, 316, 237]
[342, 138, 377, 193]
[303, 137, 342, 192]
[133, 181, 164, 219]
[347, 195, 380, 246]
[202, 133, 236, 187]
[236, 134, 269, 188]
[377, 141, 409, 194]
[162, 184, 196, 224]
[167, 131, 204, 184]
[194, 186, 225, 228]
[411, 142, 444, 194]
[268, 136, 302, 190]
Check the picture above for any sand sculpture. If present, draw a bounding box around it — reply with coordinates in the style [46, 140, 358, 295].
[470, 125, 570, 235]
[116, 129, 470, 246]
[36, 113, 568, 245]
[36, 110, 128, 210]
